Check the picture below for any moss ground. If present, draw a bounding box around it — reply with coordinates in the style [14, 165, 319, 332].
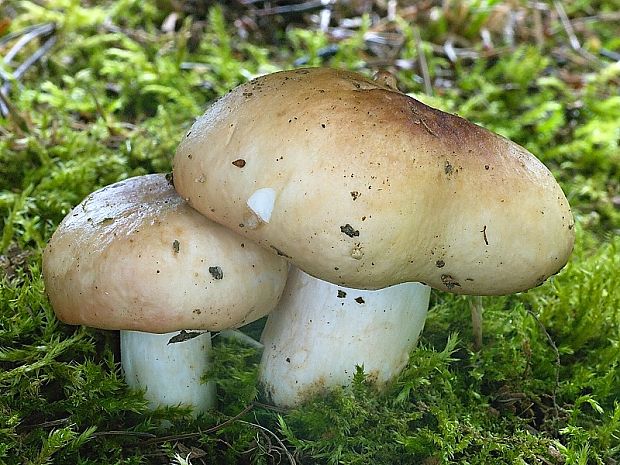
[1, 1, 619, 463]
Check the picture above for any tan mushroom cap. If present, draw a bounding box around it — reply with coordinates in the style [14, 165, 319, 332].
[42, 174, 289, 333]
[173, 68, 575, 295]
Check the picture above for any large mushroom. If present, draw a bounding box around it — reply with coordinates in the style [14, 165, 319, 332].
[172, 67, 575, 406]
[42, 174, 288, 413]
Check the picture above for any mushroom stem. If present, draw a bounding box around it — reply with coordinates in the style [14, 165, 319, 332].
[470, 296, 484, 351]
[120, 330, 216, 414]
[258, 267, 431, 408]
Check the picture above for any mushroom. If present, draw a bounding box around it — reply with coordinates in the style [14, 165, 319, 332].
[42, 174, 288, 413]
[172, 68, 575, 406]
[260, 267, 431, 406]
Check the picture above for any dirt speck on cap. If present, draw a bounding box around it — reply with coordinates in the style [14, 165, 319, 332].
[340, 224, 360, 237]
[270, 245, 291, 258]
[441, 274, 461, 289]
[209, 266, 224, 280]
[168, 330, 203, 344]
[350, 243, 364, 260]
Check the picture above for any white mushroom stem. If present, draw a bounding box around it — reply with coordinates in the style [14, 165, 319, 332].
[470, 296, 484, 351]
[121, 330, 216, 414]
[258, 267, 431, 408]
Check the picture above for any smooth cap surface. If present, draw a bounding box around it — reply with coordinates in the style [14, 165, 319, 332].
[42, 174, 288, 332]
[173, 68, 574, 295]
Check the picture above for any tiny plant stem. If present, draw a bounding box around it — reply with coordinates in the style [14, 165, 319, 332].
[120, 330, 216, 414]
[0, 185, 34, 252]
[217, 329, 264, 350]
[526, 307, 561, 424]
[470, 296, 483, 351]
[414, 27, 433, 95]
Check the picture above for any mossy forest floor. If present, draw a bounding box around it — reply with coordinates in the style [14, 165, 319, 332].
[1, 1, 619, 463]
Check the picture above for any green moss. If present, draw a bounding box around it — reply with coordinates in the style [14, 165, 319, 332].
[1, 0, 619, 463]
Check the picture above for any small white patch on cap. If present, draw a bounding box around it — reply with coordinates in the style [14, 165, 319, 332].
[247, 188, 276, 224]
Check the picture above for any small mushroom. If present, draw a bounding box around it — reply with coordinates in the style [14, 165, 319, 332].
[172, 68, 575, 407]
[42, 174, 288, 413]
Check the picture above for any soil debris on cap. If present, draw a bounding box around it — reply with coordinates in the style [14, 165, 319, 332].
[168, 330, 203, 344]
[481, 225, 489, 245]
[209, 266, 224, 279]
[340, 224, 360, 237]
[441, 274, 461, 289]
[270, 245, 291, 258]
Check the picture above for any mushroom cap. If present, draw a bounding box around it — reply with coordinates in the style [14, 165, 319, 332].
[42, 174, 289, 333]
[173, 68, 574, 295]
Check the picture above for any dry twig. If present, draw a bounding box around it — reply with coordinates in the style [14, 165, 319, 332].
[237, 420, 296, 465]
[1, 23, 56, 117]
[141, 403, 255, 446]
[252, 0, 333, 17]
[553, 0, 581, 50]
[413, 27, 432, 95]
[526, 307, 561, 424]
